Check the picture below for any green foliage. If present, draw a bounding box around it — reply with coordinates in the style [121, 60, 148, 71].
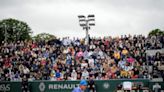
[0, 18, 32, 43]
[148, 29, 164, 36]
[33, 33, 56, 42]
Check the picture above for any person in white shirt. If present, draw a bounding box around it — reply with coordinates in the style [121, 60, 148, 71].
[153, 83, 161, 92]
[123, 81, 132, 90]
[23, 66, 30, 74]
[82, 69, 89, 80]
[88, 57, 95, 68]
[118, 59, 126, 69]
[83, 50, 89, 60]
[81, 60, 88, 69]
[89, 42, 96, 50]
[71, 70, 77, 80]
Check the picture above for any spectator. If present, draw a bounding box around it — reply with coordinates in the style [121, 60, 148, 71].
[0, 34, 163, 81]
[55, 69, 61, 80]
[70, 70, 77, 80]
[82, 69, 89, 80]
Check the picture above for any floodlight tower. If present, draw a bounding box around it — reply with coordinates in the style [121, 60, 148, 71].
[78, 14, 95, 45]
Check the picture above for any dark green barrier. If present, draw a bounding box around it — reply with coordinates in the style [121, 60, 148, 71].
[30, 80, 80, 92]
[0, 81, 21, 92]
[0, 79, 151, 92]
[29, 79, 150, 92]
[93, 79, 149, 92]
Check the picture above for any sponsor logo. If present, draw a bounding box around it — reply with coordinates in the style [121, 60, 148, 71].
[48, 84, 79, 90]
[103, 83, 110, 89]
[0, 84, 10, 91]
[39, 82, 45, 92]
[39, 82, 79, 91]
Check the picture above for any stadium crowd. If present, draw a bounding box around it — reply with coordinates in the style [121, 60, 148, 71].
[0, 34, 163, 81]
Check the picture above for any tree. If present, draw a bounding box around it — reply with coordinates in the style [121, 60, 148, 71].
[33, 33, 56, 42]
[0, 18, 32, 43]
[148, 29, 164, 36]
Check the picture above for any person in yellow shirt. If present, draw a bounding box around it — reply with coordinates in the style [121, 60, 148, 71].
[120, 70, 128, 78]
[111, 64, 117, 73]
[113, 50, 121, 63]
[122, 47, 128, 55]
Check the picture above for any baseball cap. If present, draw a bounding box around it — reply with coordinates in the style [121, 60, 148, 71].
[80, 80, 87, 86]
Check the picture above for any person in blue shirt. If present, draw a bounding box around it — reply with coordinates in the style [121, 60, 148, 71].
[72, 80, 88, 92]
[55, 69, 61, 80]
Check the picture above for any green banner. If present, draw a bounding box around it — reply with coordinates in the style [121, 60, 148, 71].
[0, 81, 21, 92]
[0, 79, 155, 92]
[30, 81, 79, 92]
[29, 79, 150, 92]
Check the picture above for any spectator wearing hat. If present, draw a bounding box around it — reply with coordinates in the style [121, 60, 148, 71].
[0, 34, 163, 81]
[72, 80, 88, 92]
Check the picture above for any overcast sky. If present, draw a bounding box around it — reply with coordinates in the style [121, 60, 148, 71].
[0, 0, 164, 38]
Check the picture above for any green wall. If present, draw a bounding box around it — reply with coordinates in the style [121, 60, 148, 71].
[0, 79, 163, 92]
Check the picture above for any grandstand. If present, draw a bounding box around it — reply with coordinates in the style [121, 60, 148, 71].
[0, 34, 164, 92]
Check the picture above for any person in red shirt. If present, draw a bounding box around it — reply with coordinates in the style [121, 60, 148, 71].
[4, 55, 11, 68]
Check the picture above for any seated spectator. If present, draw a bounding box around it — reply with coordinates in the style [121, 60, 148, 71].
[82, 69, 89, 80]
[0, 34, 163, 81]
[70, 70, 77, 80]
[55, 69, 61, 80]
